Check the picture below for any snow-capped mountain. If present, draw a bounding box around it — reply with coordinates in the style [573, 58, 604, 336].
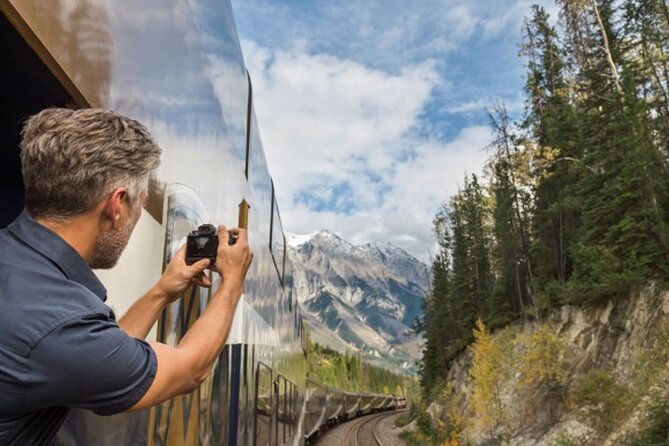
[287, 230, 429, 372]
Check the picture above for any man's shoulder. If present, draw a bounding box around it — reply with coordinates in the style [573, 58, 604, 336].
[0, 239, 112, 357]
[0, 225, 52, 276]
[0, 226, 29, 259]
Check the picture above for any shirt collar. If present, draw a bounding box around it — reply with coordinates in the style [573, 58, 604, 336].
[7, 210, 107, 302]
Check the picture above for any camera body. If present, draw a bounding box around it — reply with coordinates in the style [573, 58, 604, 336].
[185, 224, 238, 265]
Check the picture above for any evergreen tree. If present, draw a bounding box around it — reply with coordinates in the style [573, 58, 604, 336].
[462, 174, 495, 322]
[522, 5, 582, 307]
[490, 157, 526, 323]
[488, 107, 536, 320]
[623, 0, 669, 157]
[562, 0, 669, 302]
[419, 205, 457, 392]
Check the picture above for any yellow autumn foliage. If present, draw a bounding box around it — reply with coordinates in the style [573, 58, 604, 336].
[441, 435, 460, 446]
[469, 319, 510, 435]
[516, 325, 568, 389]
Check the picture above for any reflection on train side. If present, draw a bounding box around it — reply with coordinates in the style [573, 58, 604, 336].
[253, 362, 272, 446]
[275, 375, 298, 446]
[152, 185, 220, 445]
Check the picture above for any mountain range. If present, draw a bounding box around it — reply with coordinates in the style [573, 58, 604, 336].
[287, 229, 429, 372]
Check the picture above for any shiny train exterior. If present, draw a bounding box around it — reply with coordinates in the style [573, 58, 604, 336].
[0, 1, 403, 445]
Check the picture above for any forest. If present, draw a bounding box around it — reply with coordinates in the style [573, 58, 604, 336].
[305, 338, 414, 396]
[417, 0, 669, 396]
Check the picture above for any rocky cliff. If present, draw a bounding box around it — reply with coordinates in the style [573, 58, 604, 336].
[412, 285, 669, 445]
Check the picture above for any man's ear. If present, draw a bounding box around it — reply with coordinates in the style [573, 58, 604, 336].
[102, 187, 129, 230]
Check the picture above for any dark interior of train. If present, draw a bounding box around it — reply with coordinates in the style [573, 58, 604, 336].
[0, 12, 72, 228]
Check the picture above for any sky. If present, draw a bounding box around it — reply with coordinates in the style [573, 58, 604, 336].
[230, 0, 558, 262]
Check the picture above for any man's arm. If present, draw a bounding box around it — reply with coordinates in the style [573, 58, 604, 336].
[127, 225, 253, 411]
[118, 246, 211, 339]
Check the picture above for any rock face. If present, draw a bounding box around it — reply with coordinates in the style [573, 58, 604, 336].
[287, 230, 429, 371]
[435, 285, 669, 445]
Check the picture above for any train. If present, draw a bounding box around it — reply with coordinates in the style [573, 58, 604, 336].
[303, 379, 406, 445]
[0, 0, 405, 445]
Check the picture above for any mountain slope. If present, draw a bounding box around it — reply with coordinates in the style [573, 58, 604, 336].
[288, 230, 429, 371]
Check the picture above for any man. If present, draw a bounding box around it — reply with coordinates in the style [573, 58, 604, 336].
[0, 108, 253, 445]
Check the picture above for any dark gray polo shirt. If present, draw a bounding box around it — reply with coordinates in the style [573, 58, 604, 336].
[0, 211, 157, 445]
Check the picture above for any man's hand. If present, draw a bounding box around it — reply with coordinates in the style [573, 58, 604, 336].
[155, 245, 211, 303]
[212, 225, 253, 290]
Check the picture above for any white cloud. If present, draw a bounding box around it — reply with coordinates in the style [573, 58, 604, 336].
[243, 40, 490, 262]
[244, 40, 439, 201]
[445, 95, 525, 116]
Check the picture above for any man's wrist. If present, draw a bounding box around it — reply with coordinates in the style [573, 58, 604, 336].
[149, 282, 173, 305]
[216, 278, 244, 302]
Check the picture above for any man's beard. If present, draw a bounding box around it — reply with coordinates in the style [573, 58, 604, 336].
[89, 216, 134, 269]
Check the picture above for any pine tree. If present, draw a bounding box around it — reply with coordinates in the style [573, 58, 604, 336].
[563, 0, 669, 302]
[419, 205, 457, 392]
[522, 5, 582, 307]
[462, 174, 495, 322]
[623, 0, 669, 157]
[490, 157, 526, 323]
[488, 107, 536, 320]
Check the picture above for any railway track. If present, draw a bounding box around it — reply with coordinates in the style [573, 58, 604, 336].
[338, 411, 404, 446]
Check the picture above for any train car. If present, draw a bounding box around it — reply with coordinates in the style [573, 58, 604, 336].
[358, 394, 375, 417]
[370, 395, 387, 413]
[343, 392, 360, 420]
[324, 387, 346, 426]
[303, 379, 328, 443]
[0, 1, 307, 445]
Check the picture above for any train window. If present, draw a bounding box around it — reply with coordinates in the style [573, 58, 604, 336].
[288, 383, 295, 437]
[272, 378, 280, 446]
[228, 344, 242, 446]
[284, 257, 294, 313]
[272, 375, 297, 445]
[244, 74, 253, 179]
[269, 183, 286, 287]
[291, 384, 300, 434]
[253, 362, 273, 446]
[275, 375, 285, 445]
[0, 8, 77, 228]
[247, 107, 273, 224]
[209, 345, 230, 444]
[282, 233, 287, 282]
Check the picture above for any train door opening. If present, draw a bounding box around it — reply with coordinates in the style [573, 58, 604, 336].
[0, 8, 80, 228]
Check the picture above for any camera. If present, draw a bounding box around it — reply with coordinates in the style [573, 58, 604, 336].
[185, 224, 238, 265]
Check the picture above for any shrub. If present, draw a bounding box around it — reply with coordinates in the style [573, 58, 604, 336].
[571, 370, 631, 433]
[516, 325, 568, 390]
[634, 319, 669, 397]
[628, 402, 669, 445]
[399, 409, 466, 446]
[552, 431, 577, 446]
[511, 325, 569, 431]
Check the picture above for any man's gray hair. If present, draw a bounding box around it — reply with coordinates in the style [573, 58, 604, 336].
[20, 108, 161, 219]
